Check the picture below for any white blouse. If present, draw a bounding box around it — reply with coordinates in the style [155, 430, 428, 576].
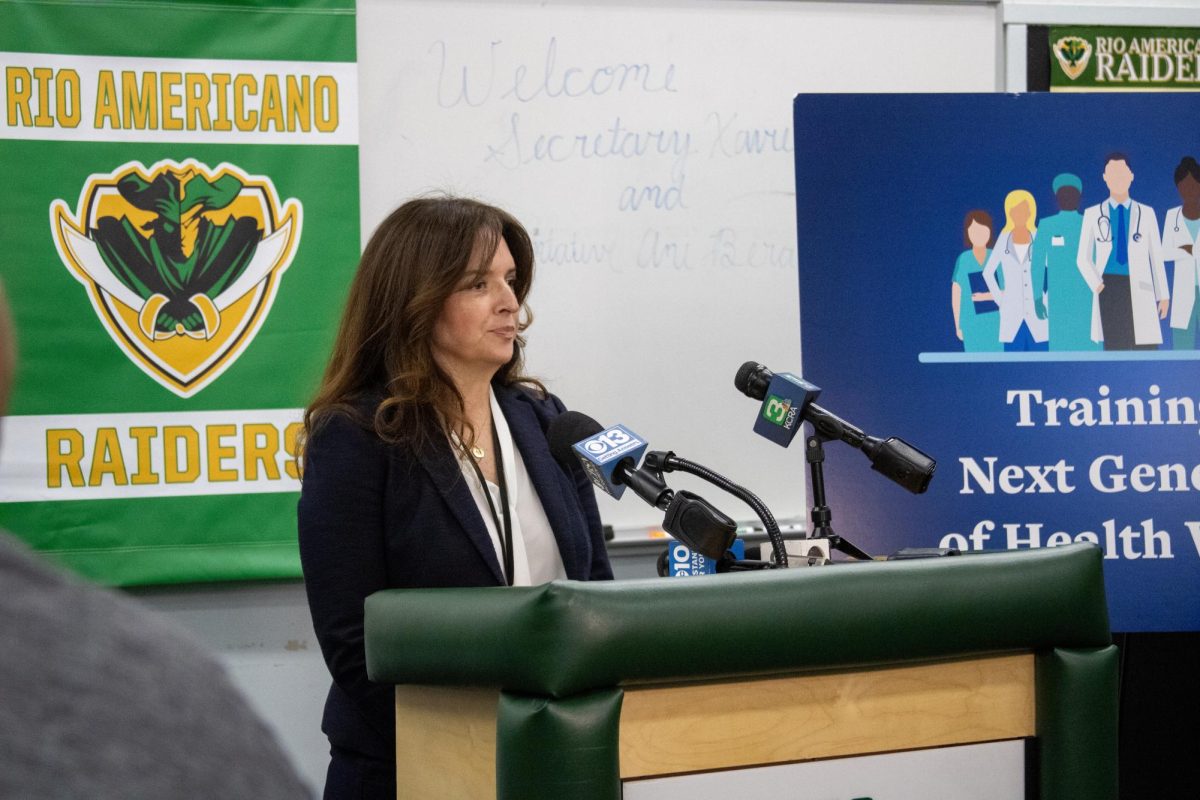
[453, 388, 567, 586]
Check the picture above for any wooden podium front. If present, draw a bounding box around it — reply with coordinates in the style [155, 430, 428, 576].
[366, 545, 1116, 799]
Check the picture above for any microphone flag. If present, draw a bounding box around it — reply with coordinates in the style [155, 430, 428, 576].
[666, 537, 746, 576]
[752, 372, 821, 447]
[571, 424, 648, 500]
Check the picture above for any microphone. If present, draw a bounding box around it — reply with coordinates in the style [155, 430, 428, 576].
[547, 411, 669, 507]
[734, 362, 821, 448]
[734, 361, 936, 494]
[547, 411, 737, 559]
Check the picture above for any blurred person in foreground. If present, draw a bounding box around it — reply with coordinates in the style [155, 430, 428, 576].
[0, 281, 311, 799]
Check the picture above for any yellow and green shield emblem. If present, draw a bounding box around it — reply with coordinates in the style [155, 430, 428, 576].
[1053, 36, 1093, 81]
[51, 159, 302, 397]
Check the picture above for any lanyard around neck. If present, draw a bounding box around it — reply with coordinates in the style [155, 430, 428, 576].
[463, 421, 514, 586]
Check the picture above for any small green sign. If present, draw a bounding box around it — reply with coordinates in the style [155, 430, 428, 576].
[1050, 26, 1200, 90]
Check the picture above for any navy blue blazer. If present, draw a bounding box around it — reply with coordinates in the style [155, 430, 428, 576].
[297, 382, 613, 762]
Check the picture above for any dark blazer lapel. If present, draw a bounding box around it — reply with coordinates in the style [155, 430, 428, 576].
[413, 433, 506, 585]
[495, 386, 582, 577]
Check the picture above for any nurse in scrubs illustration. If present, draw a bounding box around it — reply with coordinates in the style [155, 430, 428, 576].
[951, 209, 1002, 351]
[1033, 173, 1096, 351]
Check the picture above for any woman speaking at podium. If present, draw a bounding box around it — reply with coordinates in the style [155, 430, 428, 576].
[298, 197, 613, 799]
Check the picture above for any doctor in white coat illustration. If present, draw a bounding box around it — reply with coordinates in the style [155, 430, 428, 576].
[982, 189, 1048, 351]
[1163, 156, 1200, 349]
[1076, 153, 1169, 350]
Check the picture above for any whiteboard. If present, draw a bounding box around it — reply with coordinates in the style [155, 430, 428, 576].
[357, 0, 999, 532]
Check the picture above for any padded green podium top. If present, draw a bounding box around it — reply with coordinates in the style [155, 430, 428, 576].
[365, 543, 1110, 697]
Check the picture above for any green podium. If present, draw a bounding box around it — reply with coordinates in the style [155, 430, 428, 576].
[365, 543, 1116, 799]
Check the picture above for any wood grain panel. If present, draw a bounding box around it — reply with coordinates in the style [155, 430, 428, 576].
[394, 685, 497, 799]
[617, 654, 1036, 778]
[391, 654, 1036, 793]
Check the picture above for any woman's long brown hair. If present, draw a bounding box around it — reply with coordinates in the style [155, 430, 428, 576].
[303, 196, 542, 456]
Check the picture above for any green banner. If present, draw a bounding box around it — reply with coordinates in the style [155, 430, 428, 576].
[1050, 25, 1200, 90]
[0, 0, 359, 585]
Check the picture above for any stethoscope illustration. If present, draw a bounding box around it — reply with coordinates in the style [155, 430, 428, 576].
[1002, 231, 1033, 259]
[1096, 203, 1143, 243]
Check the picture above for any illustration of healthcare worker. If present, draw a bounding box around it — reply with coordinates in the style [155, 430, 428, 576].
[1163, 156, 1200, 349]
[951, 209, 1002, 351]
[1077, 152, 1169, 350]
[1033, 173, 1096, 351]
[983, 189, 1048, 351]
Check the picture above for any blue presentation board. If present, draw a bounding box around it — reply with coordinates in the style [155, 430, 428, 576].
[793, 93, 1200, 632]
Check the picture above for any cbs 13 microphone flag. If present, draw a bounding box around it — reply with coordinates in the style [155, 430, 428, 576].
[794, 92, 1200, 632]
[0, 0, 359, 585]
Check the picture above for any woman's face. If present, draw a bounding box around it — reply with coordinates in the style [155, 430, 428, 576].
[1010, 200, 1031, 227]
[1177, 173, 1200, 204]
[967, 220, 991, 248]
[432, 237, 520, 380]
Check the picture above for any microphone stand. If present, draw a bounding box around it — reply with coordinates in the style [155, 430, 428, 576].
[806, 432, 872, 561]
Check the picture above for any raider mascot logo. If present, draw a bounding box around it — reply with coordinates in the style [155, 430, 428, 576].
[51, 159, 302, 397]
[1052, 35, 1093, 81]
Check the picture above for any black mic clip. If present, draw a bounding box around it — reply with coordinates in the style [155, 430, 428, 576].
[621, 448, 736, 560]
[661, 490, 737, 560]
[641, 450, 672, 475]
[618, 460, 673, 510]
[644, 449, 789, 568]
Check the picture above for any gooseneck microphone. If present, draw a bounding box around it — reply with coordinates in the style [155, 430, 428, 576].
[642, 450, 787, 569]
[734, 361, 936, 494]
[547, 412, 737, 560]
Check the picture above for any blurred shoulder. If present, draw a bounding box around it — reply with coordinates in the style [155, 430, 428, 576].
[0, 533, 311, 797]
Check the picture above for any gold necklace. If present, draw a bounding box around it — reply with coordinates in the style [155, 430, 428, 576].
[451, 431, 485, 460]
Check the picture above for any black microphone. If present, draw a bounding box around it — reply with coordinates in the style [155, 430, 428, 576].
[547, 411, 737, 560]
[733, 360, 774, 401]
[734, 361, 936, 494]
[547, 411, 670, 508]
